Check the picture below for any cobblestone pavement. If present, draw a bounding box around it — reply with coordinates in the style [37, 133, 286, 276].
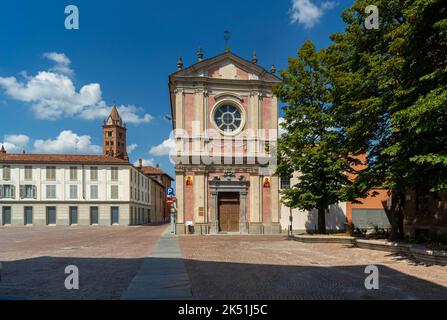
[0, 225, 168, 299]
[179, 235, 447, 300]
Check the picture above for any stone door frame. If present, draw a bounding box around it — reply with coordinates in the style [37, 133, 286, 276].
[210, 171, 249, 234]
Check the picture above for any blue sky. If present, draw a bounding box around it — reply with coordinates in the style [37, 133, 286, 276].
[0, 0, 350, 177]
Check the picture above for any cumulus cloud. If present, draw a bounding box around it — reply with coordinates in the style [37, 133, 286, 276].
[149, 137, 176, 156]
[0, 53, 153, 124]
[289, 0, 336, 28]
[0, 134, 30, 153]
[33, 130, 101, 154]
[43, 52, 74, 76]
[127, 143, 138, 153]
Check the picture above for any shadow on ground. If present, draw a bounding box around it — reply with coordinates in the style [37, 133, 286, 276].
[0, 256, 446, 300]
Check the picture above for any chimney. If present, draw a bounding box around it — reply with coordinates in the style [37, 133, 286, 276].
[271, 64, 276, 74]
[0, 145, 6, 154]
[156, 163, 160, 169]
[138, 159, 143, 168]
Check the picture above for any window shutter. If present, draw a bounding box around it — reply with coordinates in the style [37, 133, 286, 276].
[33, 185, 37, 199]
[11, 185, 16, 199]
[0, 186, 3, 199]
[20, 185, 25, 199]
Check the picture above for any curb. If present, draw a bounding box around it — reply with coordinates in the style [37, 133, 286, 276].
[292, 235, 447, 266]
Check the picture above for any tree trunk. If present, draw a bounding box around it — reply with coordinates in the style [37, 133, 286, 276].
[317, 207, 326, 234]
[389, 192, 405, 241]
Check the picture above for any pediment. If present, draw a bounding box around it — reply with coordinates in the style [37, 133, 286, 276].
[171, 51, 281, 83]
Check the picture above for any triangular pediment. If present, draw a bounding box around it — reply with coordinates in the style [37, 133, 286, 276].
[170, 51, 281, 83]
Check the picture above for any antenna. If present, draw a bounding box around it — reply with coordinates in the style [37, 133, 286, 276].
[224, 30, 230, 52]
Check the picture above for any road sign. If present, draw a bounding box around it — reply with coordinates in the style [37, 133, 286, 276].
[167, 196, 176, 205]
[167, 187, 174, 196]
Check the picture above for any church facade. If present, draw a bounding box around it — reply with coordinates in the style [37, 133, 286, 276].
[169, 50, 282, 234]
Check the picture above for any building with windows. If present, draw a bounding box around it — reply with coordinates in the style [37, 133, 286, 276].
[279, 155, 392, 233]
[0, 107, 168, 227]
[140, 165, 174, 222]
[169, 49, 282, 234]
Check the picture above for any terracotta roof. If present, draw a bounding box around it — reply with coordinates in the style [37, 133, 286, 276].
[140, 166, 174, 181]
[0, 153, 130, 165]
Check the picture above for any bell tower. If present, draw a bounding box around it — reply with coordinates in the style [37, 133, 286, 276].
[102, 105, 128, 160]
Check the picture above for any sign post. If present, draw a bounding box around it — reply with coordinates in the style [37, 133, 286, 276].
[167, 188, 176, 233]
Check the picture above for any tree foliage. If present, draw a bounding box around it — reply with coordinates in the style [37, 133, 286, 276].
[275, 40, 364, 234]
[277, 0, 447, 238]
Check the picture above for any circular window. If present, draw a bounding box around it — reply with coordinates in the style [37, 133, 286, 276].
[213, 104, 243, 134]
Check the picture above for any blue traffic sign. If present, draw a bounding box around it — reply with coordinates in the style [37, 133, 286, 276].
[167, 187, 174, 196]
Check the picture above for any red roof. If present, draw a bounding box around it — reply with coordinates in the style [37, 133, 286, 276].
[0, 153, 129, 165]
[140, 166, 174, 181]
[109, 105, 121, 122]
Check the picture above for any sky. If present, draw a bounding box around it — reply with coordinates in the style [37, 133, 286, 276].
[0, 0, 351, 178]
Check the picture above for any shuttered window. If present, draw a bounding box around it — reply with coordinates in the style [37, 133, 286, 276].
[24, 166, 32, 180]
[111, 185, 119, 199]
[3, 165, 11, 181]
[69, 167, 78, 181]
[46, 185, 56, 199]
[20, 185, 35, 199]
[1, 185, 15, 198]
[90, 167, 98, 181]
[111, 167, 119, 181]
[90, 185, 98, 199]
[69, 185, 78, 199]
[46, 167, 56, 181]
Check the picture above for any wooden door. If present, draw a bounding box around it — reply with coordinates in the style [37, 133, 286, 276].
[218, 192, 240, 232]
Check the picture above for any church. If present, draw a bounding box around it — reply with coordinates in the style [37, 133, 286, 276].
[169, 49, 282, 234]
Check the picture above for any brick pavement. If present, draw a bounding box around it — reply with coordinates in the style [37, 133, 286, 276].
[179, 235, 447, 300]
[0, 225, 168, 299]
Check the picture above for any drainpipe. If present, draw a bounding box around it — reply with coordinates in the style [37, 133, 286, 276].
[82, 164, 85, 199]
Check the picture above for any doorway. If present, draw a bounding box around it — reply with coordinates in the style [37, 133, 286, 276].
[69, 207, 78, 225]
[47, 207, 56, 225]
[218, 192, 240, 232]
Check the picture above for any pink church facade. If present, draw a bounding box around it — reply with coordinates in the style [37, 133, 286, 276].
[169, 50, 281, 234]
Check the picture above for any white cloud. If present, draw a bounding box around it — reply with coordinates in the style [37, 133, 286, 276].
[5, 134, 30, 147]
[0, 53, 153, 124]
[149, 138, 175, 156]
[33, 130, 101, 154]
[0, 134, 30, 153]
[133, 158, 155, 167]
[43, 52, 74, 76]
[289, 0, 336, 29]
[127, 143, 137, 153]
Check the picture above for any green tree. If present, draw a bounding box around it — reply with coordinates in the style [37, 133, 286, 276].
[326, 0, 447, 239]
[275, 40, 362, 234]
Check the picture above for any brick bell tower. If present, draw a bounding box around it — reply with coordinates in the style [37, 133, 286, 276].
[103, 105, 128, 160]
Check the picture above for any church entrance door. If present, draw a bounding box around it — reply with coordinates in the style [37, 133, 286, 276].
[218, 192, 240, 232]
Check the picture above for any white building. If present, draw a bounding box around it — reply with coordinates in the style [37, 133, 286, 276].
[279, 172, 348, 233]
[0, 107, 166, 227]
